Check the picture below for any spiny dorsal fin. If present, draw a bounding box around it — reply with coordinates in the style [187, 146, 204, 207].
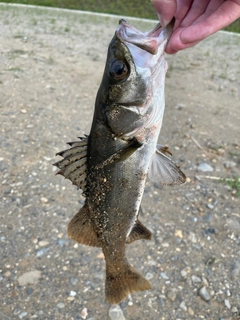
[53, 136, 88, 191]
[148, 149, 186, 185]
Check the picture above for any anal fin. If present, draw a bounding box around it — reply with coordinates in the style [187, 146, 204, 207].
[68, 205, 101, 247]
[126, 220, 152, 244]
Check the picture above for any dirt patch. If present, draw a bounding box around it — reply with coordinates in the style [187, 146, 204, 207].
[1, 4, 240, 320]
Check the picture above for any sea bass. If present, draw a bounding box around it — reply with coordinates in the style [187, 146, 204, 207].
[54, 19, 186, 304]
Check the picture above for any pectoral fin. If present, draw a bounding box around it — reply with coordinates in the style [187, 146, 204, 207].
[126, 220, 152, 244]
[148, 149, 186, 185]
[96, 137, 142, 169]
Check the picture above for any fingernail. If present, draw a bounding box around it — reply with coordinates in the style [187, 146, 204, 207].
[158, 14, 170, 28]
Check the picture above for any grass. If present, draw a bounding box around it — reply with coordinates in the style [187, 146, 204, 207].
[1, 0, 239, 33]
[224, 177, 240, 197]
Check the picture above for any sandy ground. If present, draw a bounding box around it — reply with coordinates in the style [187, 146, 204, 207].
[1, 3, 240, 320]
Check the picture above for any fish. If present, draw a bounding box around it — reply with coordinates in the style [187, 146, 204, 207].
[54, 18, 186, 304]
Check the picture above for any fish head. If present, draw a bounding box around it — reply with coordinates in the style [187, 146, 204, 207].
[96, 19, 174, 139]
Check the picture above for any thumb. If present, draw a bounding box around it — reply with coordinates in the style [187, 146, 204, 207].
[150, 0, 177, 27]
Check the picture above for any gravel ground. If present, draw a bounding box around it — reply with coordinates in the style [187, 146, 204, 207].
[1, 4, 240, 320]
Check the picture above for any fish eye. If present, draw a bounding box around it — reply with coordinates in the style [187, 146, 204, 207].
[109, 60, 128, 80]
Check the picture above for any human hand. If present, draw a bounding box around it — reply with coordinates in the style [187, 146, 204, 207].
[151, 0, 240, 54]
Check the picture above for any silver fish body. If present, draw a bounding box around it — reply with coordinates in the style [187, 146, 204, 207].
[54, 19, 185, 304]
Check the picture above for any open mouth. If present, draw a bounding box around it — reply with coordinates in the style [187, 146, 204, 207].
[116, 19, 167, 55]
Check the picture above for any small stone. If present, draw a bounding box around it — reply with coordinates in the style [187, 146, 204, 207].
[199, 286, 211, 301]
[40, 197, 48, 203]
[4, 271, 11, 277]
[36, 247, 49, 257]
[58, 239, 67, 247]
[224, 161, 236, 169]
[226, 218, 240, 232]
[202, 276, 209, 287]
[224, 299, 231, 309]
[21, 109, 27, 114]
[175, 103, 186, 110]
[191, 275, 202, 284]
[145, 272, 153, 280]
[70, 278, 78, 285]
[180, 301, 187, 311]
[226, 290, 231, 297]
[166, 290, 176, 302]
[197, 163, 213, 172]
[160, 272, 169, 280]
[232, 306, 238, 313]
[161, 242, 169, 247]
[70, 290, 76, 296]
[188, 232, 197, 243]
[231, 260, 240, 278]
[81, 307, 88, 319]
[19, 312, 28, 319]
[38, 240, 49, 247]
[175, 229, 183, 238]
[26, 288, 33, 295]
[109, 304, 125, 320]
[18, 270, 41, 286]
[57, 303, 65, 309]
[158, 296, 165, 307]
[67, 296, 75, 302]
[147, 260, 157, 266]
[188, 307, 194, 315]
[207, 203, 214, 209]
[181, 267, 190, 277]
[13, 308, 21, 315]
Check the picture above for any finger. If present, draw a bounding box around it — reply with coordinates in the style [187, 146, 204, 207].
[180, 1, 240, 43]
[174, 0, 194, 29]
[151, 0, 177, 26]
[180, 0, 211, 27]
[166, 1, 240, 53]
[189, 0, 226, 26]
[165, 27, 200, 53]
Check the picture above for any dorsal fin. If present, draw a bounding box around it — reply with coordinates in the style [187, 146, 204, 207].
[148, 148, 186, 185]
[53, 136, 88, 191]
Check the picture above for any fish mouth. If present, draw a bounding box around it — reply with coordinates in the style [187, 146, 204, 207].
[116, 19, 174, 55]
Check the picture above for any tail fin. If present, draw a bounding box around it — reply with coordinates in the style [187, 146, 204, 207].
[68, 205, 101, 247]
[105, 264, 151, 304]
